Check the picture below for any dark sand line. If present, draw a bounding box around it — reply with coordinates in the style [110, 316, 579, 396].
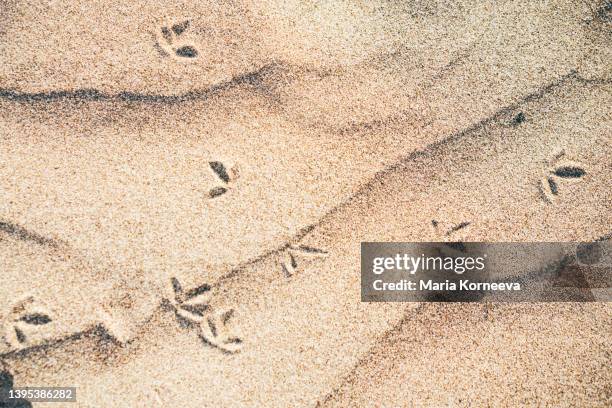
[0, 220, 61, 248]
[0, 71, 594, 361]
[0, 63, 283, 104]
[1, 76, 607, 402]
[214, 70, 581, 286]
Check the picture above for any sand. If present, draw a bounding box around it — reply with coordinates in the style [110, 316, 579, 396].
[0, 0, 610, 407]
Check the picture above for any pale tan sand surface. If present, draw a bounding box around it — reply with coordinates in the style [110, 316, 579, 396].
[320, 303, 611, 407]
[1, 0, 609, 131]
[2, 75, 609, 407]
[1, 0, 610, 346]
[1, 71, 608, 349]
[0, 0, 611, 406]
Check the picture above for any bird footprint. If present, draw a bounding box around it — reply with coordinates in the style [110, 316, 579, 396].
[281, 245, 329, 277]
[155, 20, 199, 60]
[168, 278, 242, 354]
[208, 161, 239, 199]
[539, 151, 587, 203]
[1, 296, 53, 350]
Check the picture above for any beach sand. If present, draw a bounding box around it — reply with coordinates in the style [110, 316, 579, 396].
[0, 0, 610, 406]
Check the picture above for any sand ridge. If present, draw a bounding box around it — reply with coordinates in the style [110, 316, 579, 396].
[0, 0, 611, 406]
[2, 74, 610, 407]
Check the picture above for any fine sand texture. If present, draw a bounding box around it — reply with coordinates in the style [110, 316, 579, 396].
[1, 0, 611, 407]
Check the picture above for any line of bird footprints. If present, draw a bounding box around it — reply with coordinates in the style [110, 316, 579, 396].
[207, 149, 586, 203]
[0, 150, 589, 355]
[164, 243, 331, 353]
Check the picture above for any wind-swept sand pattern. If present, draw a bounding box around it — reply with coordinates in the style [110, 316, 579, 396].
[2, 74, 610, 406]
[319, 303, 612, 407]
[0, 0, 610, 406]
